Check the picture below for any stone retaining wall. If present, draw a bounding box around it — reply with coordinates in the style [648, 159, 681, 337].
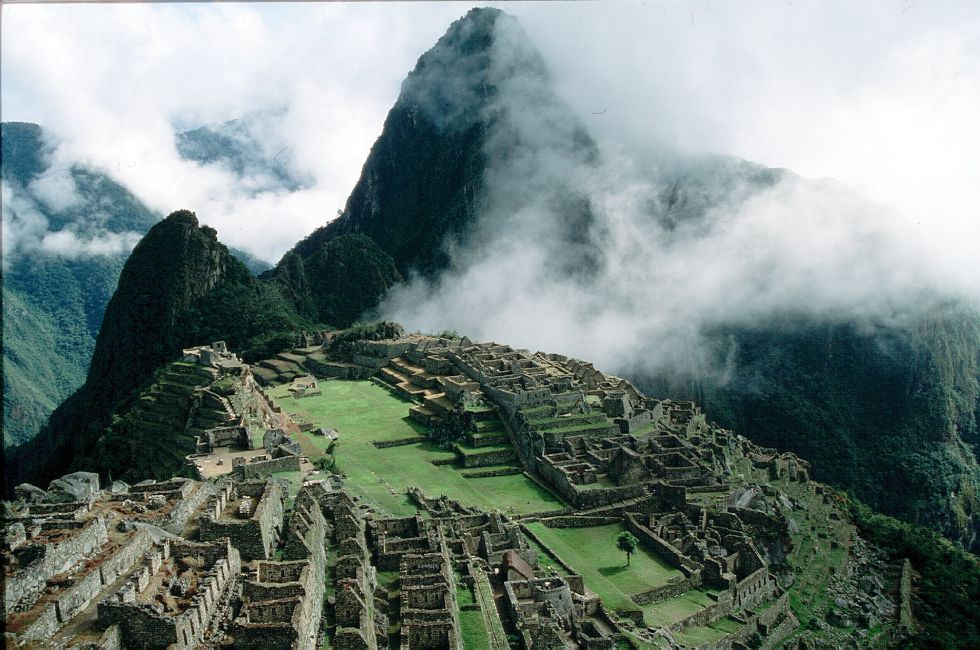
[462, 467, 522, 479]
[373, 436, 428, 449]
[625, 513, 695, 578]
[630, 577, 692, 606]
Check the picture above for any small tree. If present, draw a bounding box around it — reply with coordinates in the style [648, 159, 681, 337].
[617, 531, 639, 566]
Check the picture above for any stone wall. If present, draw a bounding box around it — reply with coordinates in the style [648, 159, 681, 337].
[199, 480, 285, 561]
[98, 530, 155, 589]
[153, 482, 214, 534]
[630, 576, 693, 606]
[4, 515, 110, 614]
[457, 447, 517, 468]
[98, 538, 242, 650]
[234, 454, 300, 479]
[625, 513, 697, 579]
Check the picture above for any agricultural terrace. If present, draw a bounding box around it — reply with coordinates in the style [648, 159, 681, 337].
[268, 379, 564, 516]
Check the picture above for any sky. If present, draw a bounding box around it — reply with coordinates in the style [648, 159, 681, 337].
[2, 1, 978, 267]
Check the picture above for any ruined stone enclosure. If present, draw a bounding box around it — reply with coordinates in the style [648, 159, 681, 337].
[3, 334, 908, 648]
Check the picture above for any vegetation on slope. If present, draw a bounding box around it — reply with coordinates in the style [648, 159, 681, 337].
[848, 496, 980, 648]
[271, 235, 403, 327]
[4, 211, 312, 490]
[640, 310, 980, 550]
[1, 122, 159, 447]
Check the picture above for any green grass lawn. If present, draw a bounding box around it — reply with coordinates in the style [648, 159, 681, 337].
[269, 380, 563, 516]
[642, 590, 717, 628]
[524, 522, 684, 616]
[673, 621, 736, 647]
[523, 531, 570, 576]
[270, 470, 304, 496]
[458, 609, 491, 648]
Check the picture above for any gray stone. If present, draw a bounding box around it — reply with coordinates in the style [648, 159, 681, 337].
[14, 483, 48, 504]
[111, 481, 130, 494]
[47, 472, 100, 501]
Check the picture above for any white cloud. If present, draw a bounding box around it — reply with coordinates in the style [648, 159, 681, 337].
[1, 2, 482, 263]
[27, 166, 81, 213]
[38, 229, 143, 258]
[1, 180, 142, 266]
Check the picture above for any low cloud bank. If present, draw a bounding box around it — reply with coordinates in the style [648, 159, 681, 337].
[381, 13, 978, 380]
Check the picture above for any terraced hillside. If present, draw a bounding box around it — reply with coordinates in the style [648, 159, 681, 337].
[87, 358, 272, 482]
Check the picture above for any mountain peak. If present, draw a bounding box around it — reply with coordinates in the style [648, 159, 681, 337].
[161, 208, 200, 228]
[398, 7, 546, 133]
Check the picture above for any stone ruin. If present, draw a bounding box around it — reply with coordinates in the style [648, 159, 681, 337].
[181, 340, 242, 371]
[2, 469, 332, 649]
[198, 478, 286, 561]
[287, 374, 322, 399]
[3, 332, 904, 649]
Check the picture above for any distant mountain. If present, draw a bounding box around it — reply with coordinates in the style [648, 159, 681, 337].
[638, 310, 980, 550]
[276, 8, 980, 549]
[4, 210, 313, 487]
[1, 122, 272, 448]
[283, 6, 599, 280]
[175, 114, 310, 194]
[1, 122, 158, 447]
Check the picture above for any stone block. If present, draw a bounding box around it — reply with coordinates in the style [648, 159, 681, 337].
[47, 472, 100, 502]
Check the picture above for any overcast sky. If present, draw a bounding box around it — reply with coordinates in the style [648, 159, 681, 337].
[2, 1, 978, 269]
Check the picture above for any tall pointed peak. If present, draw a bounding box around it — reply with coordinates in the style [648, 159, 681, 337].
[397, 7, 548, 133]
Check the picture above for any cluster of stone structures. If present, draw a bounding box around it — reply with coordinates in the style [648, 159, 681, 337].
[4, 333, 903, 648]
[296, 334, 871, 647]
[2, 467, 335, 649]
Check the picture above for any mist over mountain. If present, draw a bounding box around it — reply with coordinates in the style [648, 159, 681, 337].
[5, 7, 978, 551]
[372, 10, 980, 547]
[1, 122, 272, 448]
[1, 122, 157, 447]
[175, 112, 311, 196]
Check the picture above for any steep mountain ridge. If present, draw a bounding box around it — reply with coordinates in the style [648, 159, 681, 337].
[279, 7, 598, 282]
[1, 122, 275, 447]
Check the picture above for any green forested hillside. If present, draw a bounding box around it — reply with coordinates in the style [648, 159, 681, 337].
[1, 122, 159, 447]
[638, 310, 980, 551]
[1, 122, 273, 447]
[4, 210, 393, 488]
[4, 8, 978, 560]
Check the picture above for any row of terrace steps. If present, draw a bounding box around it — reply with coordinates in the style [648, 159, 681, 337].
[464, 417, 510, 448]
[451, 442, 517, 468]
[379, 357, 442, 402]
[133, 363, 215, 428]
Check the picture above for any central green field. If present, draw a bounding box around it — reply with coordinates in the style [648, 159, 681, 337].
[269, 380, 563, 516]
[524, 522, 684, 615]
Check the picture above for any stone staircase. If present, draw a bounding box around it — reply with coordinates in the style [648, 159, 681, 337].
[379, 357, 443, 403]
